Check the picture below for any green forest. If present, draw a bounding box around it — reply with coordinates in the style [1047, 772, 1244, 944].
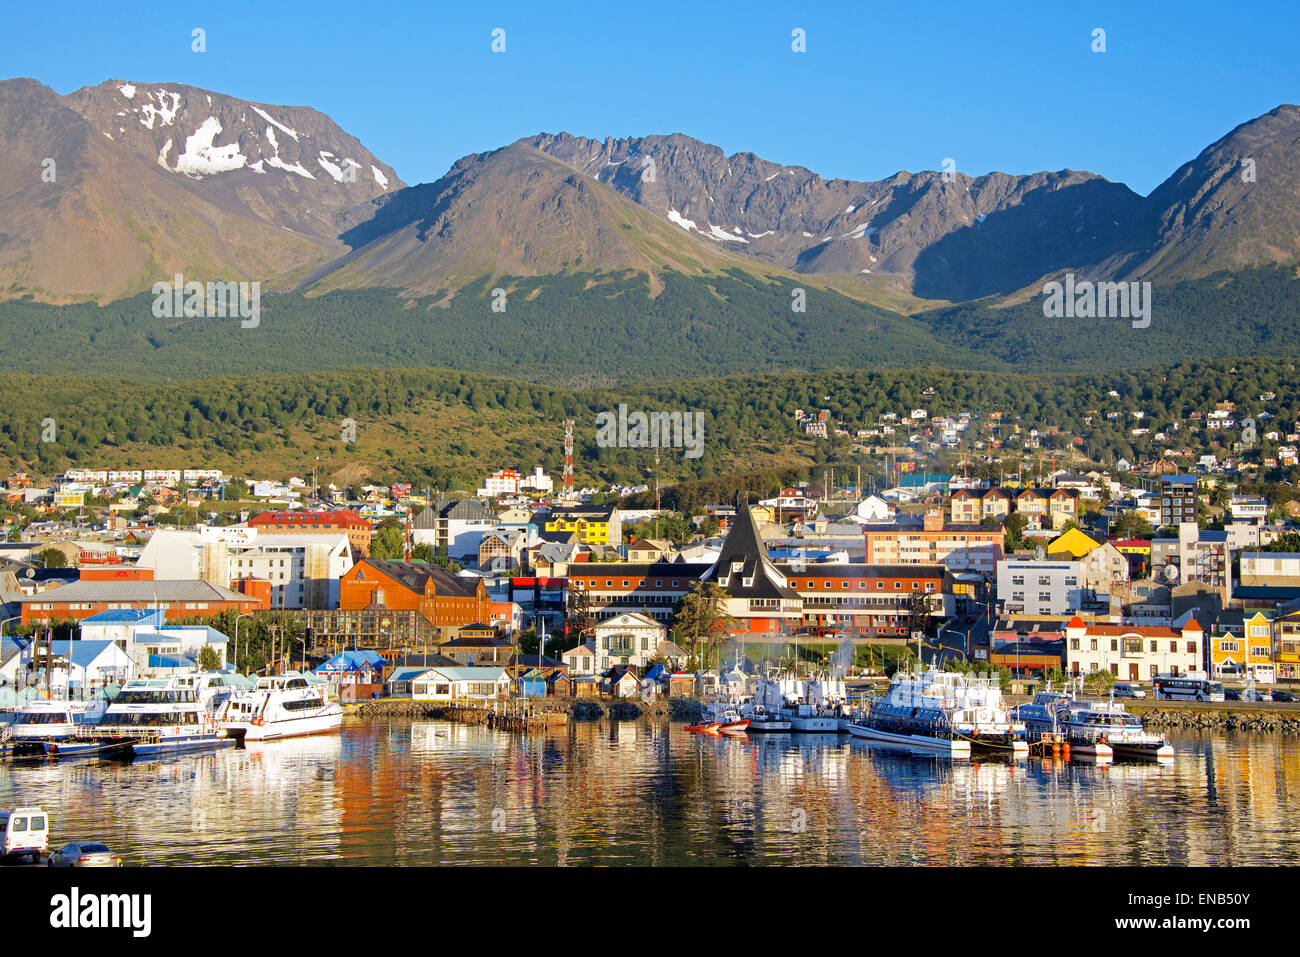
[2, 356, 1299, 494]
[3, 264, 1300, 386]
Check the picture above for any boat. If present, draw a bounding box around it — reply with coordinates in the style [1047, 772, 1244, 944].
[738, 704, 792, 732]
[1065, 698, 1174, 761]
[6, 698, 106, 757]
[56, 673, 236, 758]
[1014, 688, 1171, 761]
[219, 672, 342, 741]
[847, 670, 1028, 758]
[685, 721, 721, 734]
[1014, 690, 1112, 761]
[702, 703, 750, 735]
[750, 676, 841, 732]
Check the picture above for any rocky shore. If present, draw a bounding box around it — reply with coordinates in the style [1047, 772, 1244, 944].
[1138, 707, 1300, 734]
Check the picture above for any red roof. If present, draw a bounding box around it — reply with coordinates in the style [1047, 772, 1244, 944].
[248, 509, 369, 528]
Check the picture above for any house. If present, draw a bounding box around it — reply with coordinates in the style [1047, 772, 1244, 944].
[21, 576, 262, 625]
[605, 666, 640, 698]
[1209, 611, 1275, 682]
[247, 509, 372, 558]
[627, 538, 674, 563]
[563, 643, 597, 675]
[541, 505, 624, 547]
[518, 669, 548, 698]
[436, 627, 514, 665]
[668, 670, 695, 696]
[407, 666, 512, 701]
[591, 612, 668, 672]
[547, 671, 575, 698]
[16, 639, 135, 690]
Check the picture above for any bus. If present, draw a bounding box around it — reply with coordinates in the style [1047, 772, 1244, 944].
[1152, 675, 1225, 702]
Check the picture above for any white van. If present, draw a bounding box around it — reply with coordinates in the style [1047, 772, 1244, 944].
[0, 807, 50, 862]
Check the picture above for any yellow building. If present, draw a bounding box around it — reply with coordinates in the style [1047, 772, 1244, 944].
[544, 505, 622, 546]
[1212, 611, 1276, 682]
[1046, 527, 1101, 560]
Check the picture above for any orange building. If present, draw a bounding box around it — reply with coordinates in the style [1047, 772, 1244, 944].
[21, 575, 264, 624]
[339, 560, 491, 641]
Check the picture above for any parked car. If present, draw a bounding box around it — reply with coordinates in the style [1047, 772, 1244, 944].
[1112, 682, 1147, 699]
[47, 842, 121, 867]
[1271, 690, 1295, 703]
[1224, 688, 1243, 701]
[0, 807, 49, 863]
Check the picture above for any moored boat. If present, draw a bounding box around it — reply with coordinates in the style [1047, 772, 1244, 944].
[7, 699, 106, 757]
[848, 670, 1028, 758]
[219, 672, 342, 742]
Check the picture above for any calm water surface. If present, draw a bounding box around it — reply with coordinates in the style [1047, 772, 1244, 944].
[2, 717, 1296, 865]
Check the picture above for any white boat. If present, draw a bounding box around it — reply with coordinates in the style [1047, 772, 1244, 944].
[738, 704, 792, 732]
[1014, 690, 1113, 761]
[750, 675, 842, 733]
[848, 670, 1028, 758]
[1066, 699, 1173, 761]
[219, 672, 342, 741]
[7, 699, 106, 756]
[63, 673, 237, 757]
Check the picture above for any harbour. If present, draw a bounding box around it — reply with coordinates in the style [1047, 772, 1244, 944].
[3, 715, 1300, 866]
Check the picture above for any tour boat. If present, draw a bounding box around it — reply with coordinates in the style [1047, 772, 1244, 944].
[7, 699, 106, 757]
[57, 673, 236, 758]
[1015, 690, 1171, 761]
[218, 672, 342, 741]
[848, 670, 1028, 758]
[1065, 699, 1173, 761]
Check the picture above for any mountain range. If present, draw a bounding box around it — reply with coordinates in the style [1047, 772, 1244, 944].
[1, 77, 1299, 378]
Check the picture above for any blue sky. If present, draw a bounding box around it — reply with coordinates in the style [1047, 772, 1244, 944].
[5, 0, 1296, 195]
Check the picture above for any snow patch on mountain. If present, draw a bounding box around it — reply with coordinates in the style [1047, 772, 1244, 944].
[668, 209, 696, 231]
[138, 89, 180, 130]
[173, 117, 247, 177]
[251, 106, 299, 141]
[118, 84, 136, 99]
[372, 165, 389, 189]
[705, 224, 748, 243]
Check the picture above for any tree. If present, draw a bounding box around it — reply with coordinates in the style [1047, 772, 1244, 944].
[1002, 512, 1028, 552]
[1113, 511, 1154, 539]
[32, 548, 67, 569]
[672, 581, 736, 669]
[198, 645, 221, 671]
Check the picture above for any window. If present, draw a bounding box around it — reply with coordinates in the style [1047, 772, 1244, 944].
[1111, 639, 1118, 652]
[1150, 641, 1157, 653]
[1090, 639, 1098, 651]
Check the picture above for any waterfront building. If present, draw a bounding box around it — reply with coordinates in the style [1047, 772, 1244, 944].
[566, 559, 713, 625]
[1063, 616, 1204, 680]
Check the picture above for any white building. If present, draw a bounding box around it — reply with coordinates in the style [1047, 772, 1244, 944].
[1063, 618, 1204, 681]
[997, 560, 1085, 616]
[136, 526, 353, 609]
[591, 612, 668, 672]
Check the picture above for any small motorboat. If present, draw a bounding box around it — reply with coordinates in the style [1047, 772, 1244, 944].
[686, 721, 722, 734]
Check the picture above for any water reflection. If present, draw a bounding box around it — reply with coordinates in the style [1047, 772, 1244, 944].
[0, 720, 1296, 866]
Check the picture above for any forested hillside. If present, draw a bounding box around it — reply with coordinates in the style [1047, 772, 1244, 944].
[3, 358, 1298, 492]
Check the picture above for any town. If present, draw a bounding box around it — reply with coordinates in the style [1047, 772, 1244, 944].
[3, 397, 1300, 705]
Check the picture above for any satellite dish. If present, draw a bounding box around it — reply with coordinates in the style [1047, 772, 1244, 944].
[1163, 564, 1180, 582]
[25, 568, 34, 579]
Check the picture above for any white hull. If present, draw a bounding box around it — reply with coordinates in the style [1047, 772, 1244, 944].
[848, 722, 972, 757]
[229, 709, 342, 741]
[1067, 741, 1114, 760]
[787, 715, 840, 733]
[1110, 741, 1174, 761]
[745, 719, 793, 732]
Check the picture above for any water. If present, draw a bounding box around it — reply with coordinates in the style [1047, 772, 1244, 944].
[2, 717, 1297, 866]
